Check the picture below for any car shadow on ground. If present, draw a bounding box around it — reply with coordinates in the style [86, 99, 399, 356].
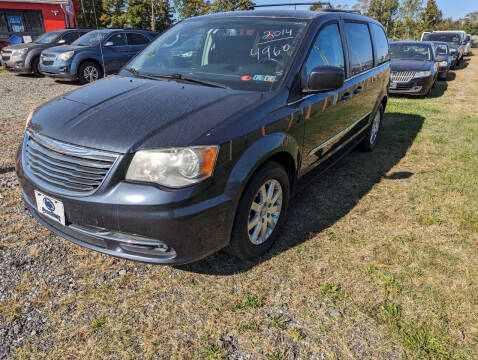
[178, 112, 425, 275]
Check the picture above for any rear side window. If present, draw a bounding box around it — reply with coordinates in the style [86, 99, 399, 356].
[344, 22, 373, 75]
[127, 33, 149, 45]
[108, 33, 127, 46]
[370, 23, 389, 65]
[61, 32, 80, 44]
[304, 23, 345, 78]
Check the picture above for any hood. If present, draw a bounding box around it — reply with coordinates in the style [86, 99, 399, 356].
[42, 44, 91, 55]
[391, 59, 434, 72]
[3, 42, 49, 51]
[28, 76, 268, 153]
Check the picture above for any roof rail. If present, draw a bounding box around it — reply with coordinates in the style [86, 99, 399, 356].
[247, 2, 361, 14]
[249, 2, 333, 10]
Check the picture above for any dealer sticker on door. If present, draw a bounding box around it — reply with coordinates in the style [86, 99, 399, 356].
[34, 190, 65, 226]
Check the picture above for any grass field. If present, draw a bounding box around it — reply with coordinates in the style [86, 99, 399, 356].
[1, 54, 477, 359]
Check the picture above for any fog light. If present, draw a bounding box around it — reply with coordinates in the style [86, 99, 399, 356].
[60, 66, 68, 72]
[15, 62, 23, 68]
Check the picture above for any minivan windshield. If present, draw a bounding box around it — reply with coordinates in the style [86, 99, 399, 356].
[126, 17, 310, 91]
[390, 43, 432, 61]
[428, 33, 461, 45]
[73, 31, 109, 46]
[35, 31, 61, 44]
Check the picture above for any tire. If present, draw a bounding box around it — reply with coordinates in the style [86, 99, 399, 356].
[226, 162, 290, 260]
[31, 56, 43, 77]
[78, 61, 102, 84]
[358, 103, 383, 152]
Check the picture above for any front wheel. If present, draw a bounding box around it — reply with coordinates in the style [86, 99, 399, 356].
[358, 104, 383, 152]
[226, 162, 290, 260]
[31, 56, 43, 77]
[78, 61, 102, 84]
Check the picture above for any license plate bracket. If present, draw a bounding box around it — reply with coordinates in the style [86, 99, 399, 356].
[34, 190, 66, 226]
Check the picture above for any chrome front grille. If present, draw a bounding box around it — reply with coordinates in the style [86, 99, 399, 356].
[391, 71, 415, 82]
[1, 49, 11, 61]
[24, 133, 118, 196]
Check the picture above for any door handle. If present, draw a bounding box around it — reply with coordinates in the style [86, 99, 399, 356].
[353, 86, 363, 94]
[341, 92, 351, 101]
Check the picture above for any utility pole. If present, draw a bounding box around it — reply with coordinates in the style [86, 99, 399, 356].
[79, 0, 88, 27]
[151, 0, 155, 31]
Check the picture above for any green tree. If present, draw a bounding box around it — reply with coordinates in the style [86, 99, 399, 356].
[420, 0, 442, 32]
[395, 0, 422, 39]
[210, 0, 254, 13]
[174, 0, 210, 19]
[463, 12, 478, 35]
[100, 0, 127, 28]
[122, 0, 173, 31]
[77, 0, 104, 28]
[357, 0, 399, 35]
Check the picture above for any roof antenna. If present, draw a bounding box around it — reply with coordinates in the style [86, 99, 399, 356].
[91, 0, 106, 78]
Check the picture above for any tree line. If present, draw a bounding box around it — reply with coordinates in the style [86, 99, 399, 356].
[355, 0, 478, 39]
[76, 0, 478, 39]
[76, 0, 254, 32]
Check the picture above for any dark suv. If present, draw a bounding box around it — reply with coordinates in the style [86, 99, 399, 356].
[40, 29, 157, 84]
[1, 29, 91, 76]
[16, 9, 390, 264]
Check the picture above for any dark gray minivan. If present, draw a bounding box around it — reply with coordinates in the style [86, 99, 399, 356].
[16, 9, 390, 264]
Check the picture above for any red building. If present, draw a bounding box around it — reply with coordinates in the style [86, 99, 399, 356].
[0, 0, 79, 46]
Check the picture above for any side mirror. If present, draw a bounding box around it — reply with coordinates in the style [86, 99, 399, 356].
[304, 65, 345, 93]
[104, 41, 113, 47]
[57, 39, 66, 44]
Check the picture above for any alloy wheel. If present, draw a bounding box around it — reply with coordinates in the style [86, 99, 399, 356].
[247, 179, 283, 245]
[83, 65, 99, 83]
[370, 110, 381, 145]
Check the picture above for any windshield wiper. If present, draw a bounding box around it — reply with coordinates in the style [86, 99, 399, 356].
[145, 73, 230, 89]
[123, 67, 161, 81]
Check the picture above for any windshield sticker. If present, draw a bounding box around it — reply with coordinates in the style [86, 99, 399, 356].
[240, 75, 252, 81]
[253, 75, 277, 82]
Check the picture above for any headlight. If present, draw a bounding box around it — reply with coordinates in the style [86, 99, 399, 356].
[414, 71, 431, 78]
[25, 110, 34, 130]
[12, 48, 28, 56]
[439, 61, 448, 67]
[57, 51, 74, 61]
[450, 48, 456, 54]
[126, 146, 219, 188]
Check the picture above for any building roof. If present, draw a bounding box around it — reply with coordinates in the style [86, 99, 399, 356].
[1, 0, 69, 4]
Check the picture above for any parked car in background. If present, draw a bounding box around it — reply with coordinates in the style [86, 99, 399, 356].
[427, 31, 465, 66]
[40, 29, 157, 84]
[464, 34, 472, 56]
[420, 31, 431, 41]
[432, 41, 451, 80]
[0, 40, 9, 52]
[1, 29, 91, 76]
[389, 41, 438, 96]
[17, 9, 390, 264]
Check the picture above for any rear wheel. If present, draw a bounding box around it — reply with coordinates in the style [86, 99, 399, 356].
[78, 61, 102, 84]
[358, 104, 383, 152]
[226, 162, 290, 260]
[31, 56, 43, 77]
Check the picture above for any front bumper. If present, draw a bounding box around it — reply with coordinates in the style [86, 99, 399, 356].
[389, 75, 435, 95]
[2, 55, 29, 73]
[16, 141, 235, 265]
[40, 57, 76, 80]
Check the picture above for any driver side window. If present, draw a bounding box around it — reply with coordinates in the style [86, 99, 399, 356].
[304, 23, 345, 79]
